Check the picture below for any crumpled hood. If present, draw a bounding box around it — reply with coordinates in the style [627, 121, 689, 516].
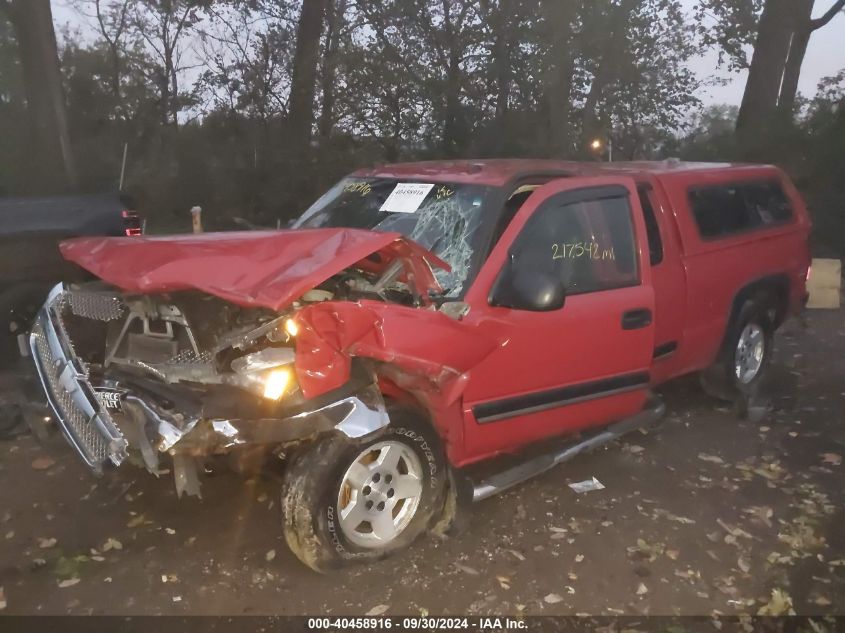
[60, 228, 449, 311]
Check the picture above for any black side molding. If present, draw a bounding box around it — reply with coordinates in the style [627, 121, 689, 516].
[473, 372, 650, 424]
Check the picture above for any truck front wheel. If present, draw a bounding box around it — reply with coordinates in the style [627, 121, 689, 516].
[281, 403, 447, 572]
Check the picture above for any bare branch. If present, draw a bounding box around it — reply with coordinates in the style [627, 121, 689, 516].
[810, 0, 845, 30]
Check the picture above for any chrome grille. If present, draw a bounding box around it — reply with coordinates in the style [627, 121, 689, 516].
[29, 285, 127, 471]
[66, 290, 125, 322]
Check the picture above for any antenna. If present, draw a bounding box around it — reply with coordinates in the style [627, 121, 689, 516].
[119, 142, 128, 191]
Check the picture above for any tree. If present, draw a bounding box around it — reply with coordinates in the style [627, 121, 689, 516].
[287, 0, 328, 154]
[131, 0, 203, 126]
[736, 0, 845, 136]
[318, 0, 349, 140]
[777, 0, 845, 116]
[538, 0, 575, 156]
[2, 0, 77, 191]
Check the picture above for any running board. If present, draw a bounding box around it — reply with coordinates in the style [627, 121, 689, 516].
[471, 397, 666, 502]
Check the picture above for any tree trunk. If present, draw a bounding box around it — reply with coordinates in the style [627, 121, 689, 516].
[580, 0, 638, 151]
[540, 0, 575, 157]
[288, 0, 328, 155]
[777, 0, 845, 117]
[318, 0, 347, 141]
[735, 0, 794, 136]
[777, 23, 811, 117]
[492, 0, 514, 130]
[442, 48, 464, 157]
[7, 0, 77, 192]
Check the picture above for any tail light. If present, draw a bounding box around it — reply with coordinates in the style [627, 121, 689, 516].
[122, 210, 143, 236]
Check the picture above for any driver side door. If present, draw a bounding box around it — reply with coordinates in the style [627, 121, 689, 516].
[458, 177, 655, 464]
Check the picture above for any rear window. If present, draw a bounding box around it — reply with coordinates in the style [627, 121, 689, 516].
[688, 180, 793, 239]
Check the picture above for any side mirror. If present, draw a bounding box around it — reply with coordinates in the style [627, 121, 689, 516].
[490, 260, 565, 312]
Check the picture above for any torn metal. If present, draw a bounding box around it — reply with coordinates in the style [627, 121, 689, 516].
[29, 283, 392, 497]
[30, 227, 504, 497]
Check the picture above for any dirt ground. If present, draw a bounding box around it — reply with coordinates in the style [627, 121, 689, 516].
[0, 310, 843, 617]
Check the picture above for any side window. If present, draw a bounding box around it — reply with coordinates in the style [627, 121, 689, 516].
[638, 187, 664, 266]
[688, 180, 794, 239]
[508, 192, 639, 295]
[743, 181, 794, 224]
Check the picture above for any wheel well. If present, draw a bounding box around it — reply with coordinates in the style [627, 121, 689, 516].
[377, 375, 449, 451]
[720, 274, 790, 356]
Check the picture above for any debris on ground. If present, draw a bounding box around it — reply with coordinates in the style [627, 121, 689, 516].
[31, 456, 56, 471]
[568, 478, 605, 494]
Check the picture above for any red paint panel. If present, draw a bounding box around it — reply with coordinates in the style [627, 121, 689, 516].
[60, 228, 448, 312]
[292, 300, 504, 402]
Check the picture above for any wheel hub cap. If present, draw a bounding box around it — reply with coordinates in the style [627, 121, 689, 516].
[735, 323, 765, 384]
[336, 440, 423, 549]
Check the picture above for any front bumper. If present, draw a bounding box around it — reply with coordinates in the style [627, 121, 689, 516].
[29, 284, 390, 477]
[29, 285, 128, 472]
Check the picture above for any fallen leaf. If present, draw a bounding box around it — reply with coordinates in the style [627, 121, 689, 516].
[0, 586, 5, 610]
[666, 549, 680, 561]
[31, 456, 56, 471]
[698, 454, 724, 465]
[813, 596, 832, 606]
[757, 588, 795, 616]
[717, 519, 752, 539]
[38, 537, 57, 549]
[172, 596, 182, 603]
[575, 554, 584, 563]
[57, 578, 80, 589]
[454, 562, 479, 576]
[496, 575, 511, 590]
[544, 593, 564, 604]
[743, 506, 773, 528]
[126, 514, 146, 528]
[102, 538, 122, 551]
[366, 604, 390, 616]
[636, 583, 649, 595]
[821, 453, 842, 466]
[164, 528, 176, 535]
[738, 557, 750, 573]
[265, 549, 276, 562]
[507, 549, 525, 561]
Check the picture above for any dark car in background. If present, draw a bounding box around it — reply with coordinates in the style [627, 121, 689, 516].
[0, 193, 141, 437]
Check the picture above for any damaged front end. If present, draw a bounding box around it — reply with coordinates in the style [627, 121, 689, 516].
[29, 283, 390, 497]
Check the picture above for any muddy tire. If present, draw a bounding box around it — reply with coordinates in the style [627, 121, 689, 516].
[700, 295, 775, 402]
[281, 403, 447, 572]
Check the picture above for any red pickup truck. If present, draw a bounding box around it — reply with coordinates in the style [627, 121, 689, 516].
[28, 160, 810, 571]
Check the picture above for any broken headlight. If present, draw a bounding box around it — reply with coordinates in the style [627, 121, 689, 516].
[230, 347, 297, 400]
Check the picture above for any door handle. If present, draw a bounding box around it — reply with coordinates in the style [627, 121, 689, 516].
[621, 308, 652, 330]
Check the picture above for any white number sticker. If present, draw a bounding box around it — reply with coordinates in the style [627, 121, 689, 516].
[379, 183, 435, 214]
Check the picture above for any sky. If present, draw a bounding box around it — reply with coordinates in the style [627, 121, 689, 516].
[50, 0, 845, 107]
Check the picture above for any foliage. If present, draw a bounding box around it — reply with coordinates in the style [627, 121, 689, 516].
[0, 0, 841, 255]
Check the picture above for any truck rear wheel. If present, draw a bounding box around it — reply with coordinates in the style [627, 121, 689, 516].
[700, 295, 775, 402]
[280, 403, 446, 572]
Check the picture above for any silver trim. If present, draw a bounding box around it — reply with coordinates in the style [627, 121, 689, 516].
[471, 398, 666, 502]
[29, 283, 128, 473]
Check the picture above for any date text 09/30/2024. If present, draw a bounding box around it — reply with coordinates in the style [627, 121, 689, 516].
[307, 617, 528, 630]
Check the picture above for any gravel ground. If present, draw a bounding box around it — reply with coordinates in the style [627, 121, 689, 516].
[0, 310, 843, 617]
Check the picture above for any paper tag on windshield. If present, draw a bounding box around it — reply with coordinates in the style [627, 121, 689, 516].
[379, 183, 435, 214]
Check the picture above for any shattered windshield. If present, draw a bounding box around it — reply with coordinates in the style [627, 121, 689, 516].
[294, 178, 492, 298]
